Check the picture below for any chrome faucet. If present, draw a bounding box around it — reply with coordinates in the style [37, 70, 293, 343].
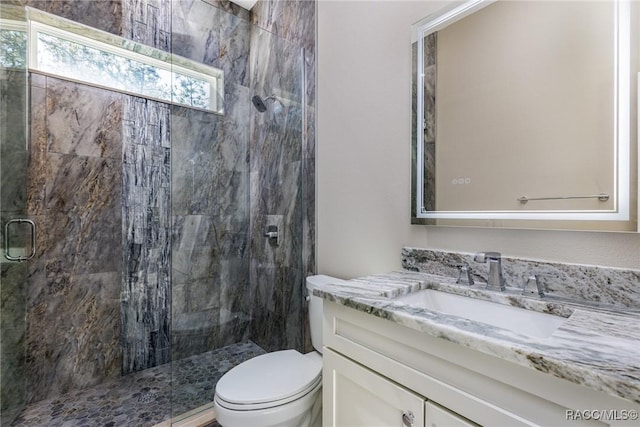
[456, 264, 474, 286]
[474, 252, 505, 291]
[522, 274, 547, 298]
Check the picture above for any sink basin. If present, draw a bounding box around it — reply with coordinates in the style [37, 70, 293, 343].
[394, 289, 566, 338]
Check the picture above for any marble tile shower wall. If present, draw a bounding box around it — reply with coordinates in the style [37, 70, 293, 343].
[121, 97, 172, 373]
[26, 75, 124, 403]
[18, 0, 316, 403]
[167, 0, 252, 364]
[122, 0, 316, 360]
[248, 0, 315, 353]
[24, 0, 123, 35]
[170, 100, 252, 361]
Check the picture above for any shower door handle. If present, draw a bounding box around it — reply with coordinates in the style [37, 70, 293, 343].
[4, 219, 36, 261]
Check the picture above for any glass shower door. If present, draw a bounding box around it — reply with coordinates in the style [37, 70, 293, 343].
[168, 1, 255, 414]
[0, 1, 29, 425]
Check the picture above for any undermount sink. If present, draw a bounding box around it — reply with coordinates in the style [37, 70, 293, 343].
[394, 289, 567, 338]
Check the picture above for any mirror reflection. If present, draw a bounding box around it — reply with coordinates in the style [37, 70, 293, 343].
[412, 0, 638, 231]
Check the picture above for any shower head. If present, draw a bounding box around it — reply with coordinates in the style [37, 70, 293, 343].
[251, 94, 283, 113]
[251, 95, 268, 112]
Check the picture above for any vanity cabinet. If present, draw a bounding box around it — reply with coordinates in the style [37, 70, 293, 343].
[322, 301, 639, 427]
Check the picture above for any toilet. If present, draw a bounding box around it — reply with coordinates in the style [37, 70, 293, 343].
[213, 275, 342, 427]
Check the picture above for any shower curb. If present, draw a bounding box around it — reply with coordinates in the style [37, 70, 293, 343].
[152, 402, 217, 427]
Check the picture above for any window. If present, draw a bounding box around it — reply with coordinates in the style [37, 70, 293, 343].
[26, 12, 223, 113]
[0, 20, 27, 69]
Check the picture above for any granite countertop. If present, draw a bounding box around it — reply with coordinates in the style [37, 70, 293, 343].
[314, 271, 640, 405]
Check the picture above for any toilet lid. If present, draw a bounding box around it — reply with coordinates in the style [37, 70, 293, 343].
[215, 350, 322, 406]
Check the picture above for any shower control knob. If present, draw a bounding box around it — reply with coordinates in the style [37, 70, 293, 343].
[264, 225, 280, 246]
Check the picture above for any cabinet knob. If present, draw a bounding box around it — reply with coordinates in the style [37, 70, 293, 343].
[402, 410, 415, 427]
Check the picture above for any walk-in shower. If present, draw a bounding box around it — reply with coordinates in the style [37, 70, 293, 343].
[0, 0, 315, 425]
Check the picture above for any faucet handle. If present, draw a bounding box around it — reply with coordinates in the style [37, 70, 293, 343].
[264, 225, 280, 246]
[523, 274, 546, 298]
[473, 251, 501, 263]
[456, 264, 474, 286]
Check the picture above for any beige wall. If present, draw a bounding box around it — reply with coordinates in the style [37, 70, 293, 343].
[317, 0, 640, 280]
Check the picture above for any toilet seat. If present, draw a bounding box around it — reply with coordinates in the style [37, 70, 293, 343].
[215, 350, 322, 411]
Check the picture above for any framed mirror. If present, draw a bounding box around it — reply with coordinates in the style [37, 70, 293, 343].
[411, 0, 638, 231]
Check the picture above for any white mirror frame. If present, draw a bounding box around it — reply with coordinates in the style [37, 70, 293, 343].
[414, 0, 632, 222]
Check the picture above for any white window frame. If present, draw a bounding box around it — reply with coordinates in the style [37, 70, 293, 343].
[0, 18, 27, 33]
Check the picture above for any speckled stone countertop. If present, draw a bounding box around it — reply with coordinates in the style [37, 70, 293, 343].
[314, 271, 640, 405]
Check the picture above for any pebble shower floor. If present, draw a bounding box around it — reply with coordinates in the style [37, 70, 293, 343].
[10, 341, 265, 427]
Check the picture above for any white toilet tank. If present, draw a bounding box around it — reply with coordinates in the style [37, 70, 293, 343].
[306, 275, 345, 354]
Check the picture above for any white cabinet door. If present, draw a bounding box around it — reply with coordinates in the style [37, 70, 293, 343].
[323, 348, 425, 427]
[425, 401, 478, 427]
